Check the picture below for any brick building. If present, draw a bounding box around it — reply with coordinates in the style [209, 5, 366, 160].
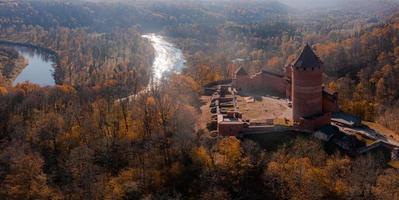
[233, 44, 338, 131]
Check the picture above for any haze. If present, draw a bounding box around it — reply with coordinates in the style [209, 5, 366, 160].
[82, 0, 399, 9]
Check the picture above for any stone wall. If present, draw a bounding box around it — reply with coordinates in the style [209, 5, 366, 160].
[322, 91, 339, 113]
[235, 70, 287, 96]
[218, 122, 245, 136]
[296, 112, 331, 131]
[234, 75, 250, 92]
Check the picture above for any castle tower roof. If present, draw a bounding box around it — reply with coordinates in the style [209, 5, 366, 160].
[235, 67, 248, 76]
[293, 44, 322, 69]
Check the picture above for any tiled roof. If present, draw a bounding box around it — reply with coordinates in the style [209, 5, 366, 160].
[293, 44, 322, 68]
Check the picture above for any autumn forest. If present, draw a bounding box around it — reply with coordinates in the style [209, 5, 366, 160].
[0, 0, 398, 199]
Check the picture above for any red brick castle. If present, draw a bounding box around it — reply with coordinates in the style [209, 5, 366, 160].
[233, 44, 338, 130]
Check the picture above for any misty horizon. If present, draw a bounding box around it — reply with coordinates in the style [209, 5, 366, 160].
[77, 0, 399, 9]
[0, 0, 398, 199]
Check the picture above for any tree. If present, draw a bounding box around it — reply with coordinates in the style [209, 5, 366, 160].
[0, 86, 7, 95]
[64, 145, 102, 199]
[104, 168, 141, 200]
[344, 155, 385, 199]
[376, 78, 387, 103]
[216, 137, 242, 168]
[372, 169, 399, 200]
[0, 73, 4, 85]
[172, 104, 197, 151]
[134, 94, 158, 139]
[0, 141, 62, 200]
[168, 74, 201, 107]
[200, 187, 231, 200]
[38, 113, 65, 172]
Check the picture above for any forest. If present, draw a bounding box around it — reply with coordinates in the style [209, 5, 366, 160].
[0, 79, 396, 199]
[0, 47, 27, 85]
[0, 0, 398, 199]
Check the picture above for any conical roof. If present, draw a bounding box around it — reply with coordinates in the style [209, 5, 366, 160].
[235, 67, 248, 76]
[293, 44, 322, 68]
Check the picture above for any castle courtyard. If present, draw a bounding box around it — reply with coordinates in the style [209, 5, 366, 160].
[236, 95, 292, 123]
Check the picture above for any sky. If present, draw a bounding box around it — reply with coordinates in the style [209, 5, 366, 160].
[277, 0, 391, 9]
[278, 0, 342, 8]
[78, 0, 399, 10]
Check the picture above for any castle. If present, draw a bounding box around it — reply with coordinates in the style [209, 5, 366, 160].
[204, 45, 399, 164]
[232, 44, 339, 131]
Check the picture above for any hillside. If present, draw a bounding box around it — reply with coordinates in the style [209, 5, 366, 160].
[0, 1, 398, 199]
[0, 0, 289, 32]
[313, 17, 399, 132]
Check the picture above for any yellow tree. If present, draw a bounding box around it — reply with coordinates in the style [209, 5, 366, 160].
[0, 86, 7, 95]
[0, 142, 62, 200]
[372, 169, 399, 200]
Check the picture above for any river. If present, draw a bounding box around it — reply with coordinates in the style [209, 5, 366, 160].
[6, 34, 184, 89]
[12, 46, 56, 86]
[143, 34, 186, 82]
[116, 34, 186, 102]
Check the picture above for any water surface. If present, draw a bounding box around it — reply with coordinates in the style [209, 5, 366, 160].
[143, 34, 186, 81]
[12, 46, 55, 86]
[9, 35, 183, 87]
[117, 34, 188, 102]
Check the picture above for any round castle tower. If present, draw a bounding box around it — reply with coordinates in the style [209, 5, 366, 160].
[291, 44, 324, 125]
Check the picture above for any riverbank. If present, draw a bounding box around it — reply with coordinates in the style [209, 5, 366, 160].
[0, 47, 28, 86]
[0, 40, 59, 61]
[0, 40, 60, 85]
[5, 55, 28, 86]
[1, 28, 155, 88]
